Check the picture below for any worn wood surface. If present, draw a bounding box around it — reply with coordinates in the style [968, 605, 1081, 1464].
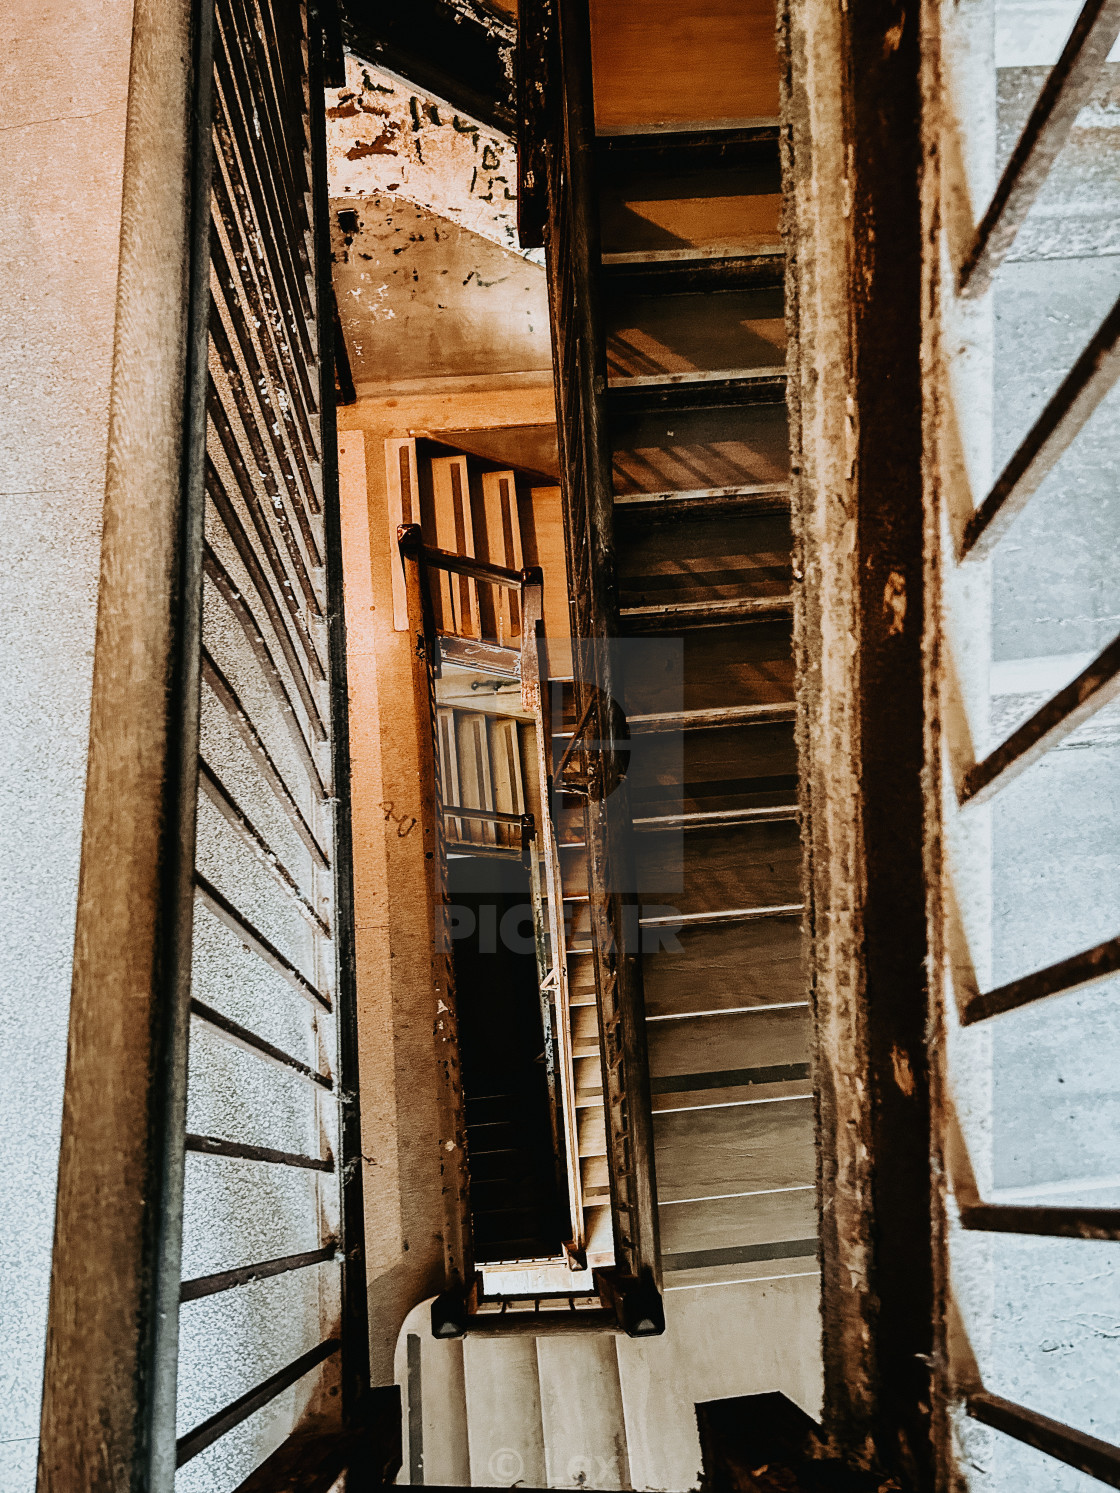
[589, 0, 780, 132]
[643, 918, 804, 1016]
[606, 285, 786, 379]
[653, 1099, 815, 1201]
[611, 402, 789, 495]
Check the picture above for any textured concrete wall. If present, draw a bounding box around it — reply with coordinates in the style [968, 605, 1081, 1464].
[0, 1, 133, 1483]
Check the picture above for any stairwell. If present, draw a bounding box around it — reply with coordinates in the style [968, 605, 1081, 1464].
[562, 0, 819, 1299]
[387, 432, 620, 1280]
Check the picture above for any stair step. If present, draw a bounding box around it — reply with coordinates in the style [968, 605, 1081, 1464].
[624, 619, 794, 717]
[601, 246, 785, 294]
[584, 1203, 615, 1258]
[596, 123, 780, 174]
[613, 482, 790, 517]
[606, 366, 786, 411]
[612, 400, 788, 500]
[598, 138, 782, 257]
[620, 595, 794, 629]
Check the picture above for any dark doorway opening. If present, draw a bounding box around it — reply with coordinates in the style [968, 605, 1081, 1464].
[448, 854, 567, 1262]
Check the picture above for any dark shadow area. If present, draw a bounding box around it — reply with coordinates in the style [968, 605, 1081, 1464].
[448, 854, 567, 1262]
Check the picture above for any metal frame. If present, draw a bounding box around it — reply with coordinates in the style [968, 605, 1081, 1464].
[928, 0, 1120, 1481]
[540, 0, 662, 1292]
[957, 0, 1120, 295]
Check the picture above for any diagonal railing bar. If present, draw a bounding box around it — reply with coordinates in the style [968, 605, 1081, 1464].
[207, 376, 323, 624]
[176, 1338, 340, 1466]
[198, 758, 329, 934]
[961, 292, 1120, 560]
[205, 460, 325, 715]
[201, 649, 329, 866]
[960, 631, 1120, 803]
[194, 874, 332, 1011]
[967, 1391, 1120, 1487]
[958, 0, 1120, 296]
[180, 1246, 336, 1302]
[184, 1133, 334, 1171]
[961, 933, 1120, 1023]
[959, 1202, 1120, 1240]
[189, 997, 332, 1090]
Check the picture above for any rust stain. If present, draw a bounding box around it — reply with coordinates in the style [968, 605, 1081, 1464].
[890, 1044, 915, 1097]
[883, 568, 907, 635]
[345, 133, 400, 161]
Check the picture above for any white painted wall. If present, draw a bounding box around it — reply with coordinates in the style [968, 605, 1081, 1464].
[0, 0, 134, 1483]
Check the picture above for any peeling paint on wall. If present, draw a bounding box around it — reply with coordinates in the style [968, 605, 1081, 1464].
[329, 194, 551, 386]
[326, 54, 541, 263]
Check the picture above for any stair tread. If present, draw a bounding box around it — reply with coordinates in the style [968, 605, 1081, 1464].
[614, 482, 789, 513]
[602, 247, 783, 268]
[607, 365, 785, 390]
[629, 702, 795, 732]
[621, 595, 794, 626]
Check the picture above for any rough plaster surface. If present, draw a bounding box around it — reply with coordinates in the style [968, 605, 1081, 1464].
[0, 0, 133, 1473]
[326, 55, 536, 261]
[330, 196, 550, 390]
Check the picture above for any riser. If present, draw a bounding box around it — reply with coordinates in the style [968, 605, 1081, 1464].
[647, 1004, 811, 1085]
[599, 169, 781, 258]
[653, 1096, 816, 1201]
[627, 719, 798, 818]
[659, 1183, 818, 1258]
[642, 916, 804, 1019]
[616, 510, 792, 609]
[612, 401, 788, 497]
[631, 817, 803, 915]
[621, 620, 794, 715]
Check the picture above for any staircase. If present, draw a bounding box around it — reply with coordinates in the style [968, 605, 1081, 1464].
[552, 687, 621, 1266]
[388, 433, 619, 1276]
[531, 0, 819, 1296]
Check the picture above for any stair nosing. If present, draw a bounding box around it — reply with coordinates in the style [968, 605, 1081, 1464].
[629, 703, 795, 732]
[620, 595, 794, 625]
[595, 116, 781, 141]
[639, 902, 804, 928]
[633, 804, 799, 831]
[602, 247, 784, 268]
[607, 365, 786, 392]
[614, 481, 789, 510]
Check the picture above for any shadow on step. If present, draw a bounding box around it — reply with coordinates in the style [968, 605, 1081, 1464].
[697, 1393, 904, 1493]
[234, 1385, 403, 1492]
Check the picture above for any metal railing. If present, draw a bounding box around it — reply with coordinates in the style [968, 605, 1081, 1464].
[535, 0, 661, 1289]
[397, 522, 589, 1259]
